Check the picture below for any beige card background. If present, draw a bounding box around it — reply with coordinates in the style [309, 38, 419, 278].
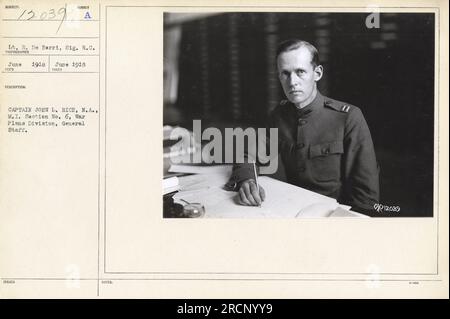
[0, 0, 448, 298]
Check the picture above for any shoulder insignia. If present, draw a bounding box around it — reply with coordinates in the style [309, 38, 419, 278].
[341, 105, 351, 113]
[280, 99, 289, 106]
[324, 99, 352, 113]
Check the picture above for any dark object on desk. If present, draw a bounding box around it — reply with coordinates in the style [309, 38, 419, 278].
[178, 200, 205, 218]
[163, 192, 205, 218]
[163, 192, 184, 218]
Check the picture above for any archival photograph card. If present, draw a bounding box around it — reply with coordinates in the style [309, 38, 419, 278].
[0, 0, 448, 299]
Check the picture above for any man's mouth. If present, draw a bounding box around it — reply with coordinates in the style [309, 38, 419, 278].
[289, 90, 302, 94]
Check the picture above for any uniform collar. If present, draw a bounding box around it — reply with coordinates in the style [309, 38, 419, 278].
[293, 90, 324, 118]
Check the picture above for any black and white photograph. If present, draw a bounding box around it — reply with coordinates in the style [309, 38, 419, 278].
[163, 11, 435, 218]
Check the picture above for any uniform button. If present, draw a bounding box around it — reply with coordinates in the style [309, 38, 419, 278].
[298, 119, 307, 125]
[322, 148, 330, 154]
[296, 143, 305, 150]
[298, 166, 306, 172]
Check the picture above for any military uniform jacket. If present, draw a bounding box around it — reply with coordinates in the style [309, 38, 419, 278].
[227, 91, 380, 213]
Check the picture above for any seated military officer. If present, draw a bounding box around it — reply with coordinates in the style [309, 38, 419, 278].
[228, 39, 380, 214]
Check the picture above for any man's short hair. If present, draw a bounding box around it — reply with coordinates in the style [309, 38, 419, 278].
[276, 39, 321, 67]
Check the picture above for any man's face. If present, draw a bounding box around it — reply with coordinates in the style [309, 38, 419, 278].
[277, 47, 322, 107]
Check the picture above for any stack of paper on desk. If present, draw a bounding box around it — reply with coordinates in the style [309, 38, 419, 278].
[328, 207, 368, 218]
[168, 164, 233, 175]
[163, 176, 179, 195]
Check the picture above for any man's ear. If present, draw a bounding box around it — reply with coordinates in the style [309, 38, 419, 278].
[314, 65, 323, 82]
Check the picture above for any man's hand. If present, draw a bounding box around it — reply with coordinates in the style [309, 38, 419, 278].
[238, 179, 266, 206]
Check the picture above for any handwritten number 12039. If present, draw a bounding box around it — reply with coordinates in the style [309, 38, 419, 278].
[17, 5, 67, 33]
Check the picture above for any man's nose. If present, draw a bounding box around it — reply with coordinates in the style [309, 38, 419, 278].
[288, 72, 300, 86]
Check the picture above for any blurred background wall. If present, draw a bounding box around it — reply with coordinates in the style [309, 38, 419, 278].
[163, 12, 435, 217]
